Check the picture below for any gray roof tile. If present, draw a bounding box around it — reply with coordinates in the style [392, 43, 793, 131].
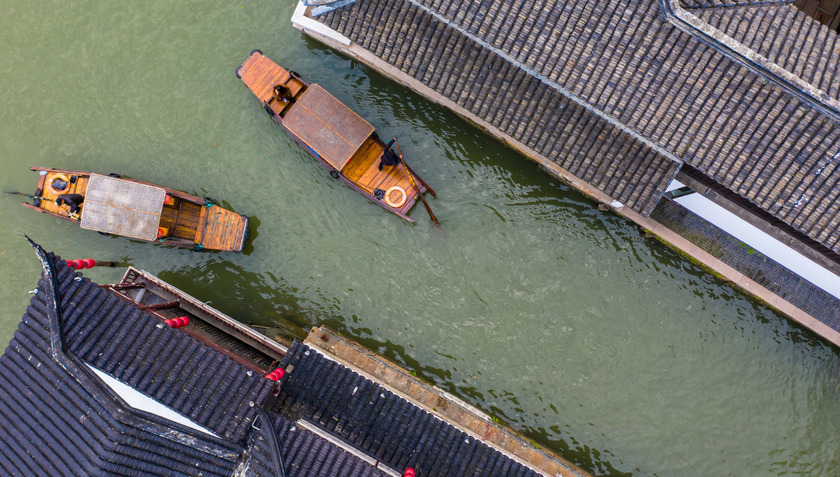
[2, 243, 407, 477]
[320, 0, 840, 255]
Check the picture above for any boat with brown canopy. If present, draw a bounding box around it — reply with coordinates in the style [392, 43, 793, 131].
[21, 167, 251, 252]
[236, 49, 439, 225]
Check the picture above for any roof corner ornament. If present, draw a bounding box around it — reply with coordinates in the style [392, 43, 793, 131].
[301, 0, 357, 17]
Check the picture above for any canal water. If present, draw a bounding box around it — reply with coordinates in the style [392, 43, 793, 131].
[1, 2, 838, 475]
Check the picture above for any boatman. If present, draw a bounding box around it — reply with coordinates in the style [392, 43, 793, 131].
[378, 138, 402, 171]
[55, 193, 84, 217]
[273, 84, 293, 105]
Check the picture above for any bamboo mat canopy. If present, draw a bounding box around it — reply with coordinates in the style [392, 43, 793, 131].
[80, 174, 165, 241]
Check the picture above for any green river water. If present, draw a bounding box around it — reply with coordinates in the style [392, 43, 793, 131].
[1, 2, 838, 475]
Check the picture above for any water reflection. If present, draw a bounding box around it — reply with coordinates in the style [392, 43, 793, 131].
[241, 215, 258, 256]
[155, 259, 339, 342]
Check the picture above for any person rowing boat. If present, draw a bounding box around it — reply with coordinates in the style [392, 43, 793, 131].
[55, 193, 84, 216]
[378, 138, 402, 171]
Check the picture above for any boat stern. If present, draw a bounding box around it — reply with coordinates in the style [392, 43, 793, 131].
[195, 203, 251, 253]
[237, 50, 307, 118]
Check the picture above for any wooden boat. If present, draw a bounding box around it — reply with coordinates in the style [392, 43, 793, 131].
[236, 50, 439, 224]
[22, 167, 250, 252]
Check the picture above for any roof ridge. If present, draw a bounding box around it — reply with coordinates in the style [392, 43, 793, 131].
[680, 0, 793, 10]
[663, 0, 840, 120]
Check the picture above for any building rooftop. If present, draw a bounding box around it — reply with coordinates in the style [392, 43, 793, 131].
[274, 340, 544, 476]
[312, 0, 840, 260]
[0, 240, 587, 476]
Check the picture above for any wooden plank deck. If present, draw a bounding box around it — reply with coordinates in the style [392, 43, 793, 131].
[341, 137, 384, 191]
[37, 171, 90, 218]
[342, 137, 424, 214]
[237, 50, 305, 117]
[159, 203, 178, 233]
[163, 201, 201, 241]
[196, 205, 249, 252]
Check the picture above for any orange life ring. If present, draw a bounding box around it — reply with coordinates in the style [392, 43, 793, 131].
[385, 186, 407, 208]
[50, 174, 70, 194]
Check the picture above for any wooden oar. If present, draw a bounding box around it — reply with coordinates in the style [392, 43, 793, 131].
[404, 163, 437, 198]
[8, 190, 81, 221]
[395, 139, 441, 228]
[5, 190, 53, 202]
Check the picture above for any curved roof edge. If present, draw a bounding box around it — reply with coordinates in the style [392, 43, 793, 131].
[661, 0, 840, 122]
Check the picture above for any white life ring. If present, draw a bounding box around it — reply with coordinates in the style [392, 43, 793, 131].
[50, 174, 70, 194]
[384, 186, 407, 208]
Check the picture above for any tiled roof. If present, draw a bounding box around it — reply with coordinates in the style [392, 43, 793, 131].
[0, 245, 244, 476]
[0, 242, 408, 476]
[319, 0, 840, 253]
[688, 3, 840, 100]
[334, 0, 684, 215]
[245, 410, 391, 477]
[56, 260, 273, 443]
[271, 341, 542, 476]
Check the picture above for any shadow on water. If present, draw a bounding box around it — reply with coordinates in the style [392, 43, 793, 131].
[338, 331, 637, 476]
[241, 215, 258, 256]
[154, 259, 342, 344]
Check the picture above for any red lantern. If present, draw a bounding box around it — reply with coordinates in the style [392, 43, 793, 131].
[164, 316, 190, 328]
[264, 368, 285, 381]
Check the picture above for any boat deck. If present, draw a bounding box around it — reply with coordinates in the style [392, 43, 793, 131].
[35, 170, 90, 218]
[197, 205, 249, 252]
[159, 200, 202, 241]
[237, 50, 305, 117]
[342, 137, 423, 215]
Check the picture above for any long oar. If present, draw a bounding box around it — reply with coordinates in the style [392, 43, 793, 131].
[395, 139, 441, 229]
[7, 190, 82, 221]
[5, 190, 54, 203]
[404, 163, 436, 198]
